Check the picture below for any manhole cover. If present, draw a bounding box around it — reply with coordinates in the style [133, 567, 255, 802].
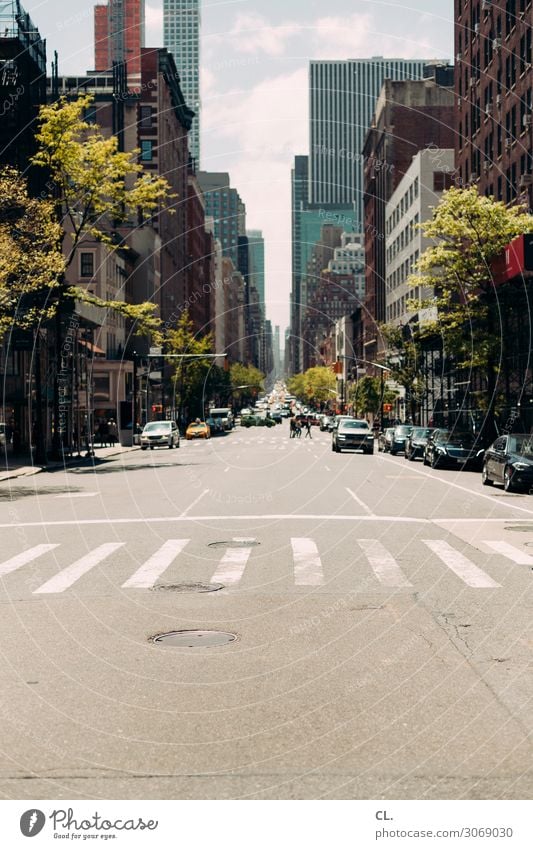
[208, 539, 260, 549]
[152, 582, 224, 593]
[504, 525, 533, 532]
[152, 630, 238, 647]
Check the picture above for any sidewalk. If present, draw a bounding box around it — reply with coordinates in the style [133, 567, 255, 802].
[0, 444, 140, 482]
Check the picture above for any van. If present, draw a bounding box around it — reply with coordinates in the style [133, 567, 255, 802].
[209, 408, 234, 431]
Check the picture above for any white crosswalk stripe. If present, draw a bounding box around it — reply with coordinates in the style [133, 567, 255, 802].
[211, 544, 254, 586]
[291, 538, 324, 586]
[357, 539, 412, 588]
[423, 539, 500, 588]
[122, 540, 190, 589]
[0, 535, 526, 595]
[482, 540, 533, 566]
[34, 543, 125, 594]
[0, 544, 59, 577]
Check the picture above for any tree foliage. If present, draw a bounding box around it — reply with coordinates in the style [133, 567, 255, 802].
[287, 373, 306, 399]
[304, 366, 337, 406]
[407, 186, 533, 370]
[350, 375, 398, 418]
[230, 363, 265, 406]
[380, 324, 425, 422]
[166, 311, 214, 420]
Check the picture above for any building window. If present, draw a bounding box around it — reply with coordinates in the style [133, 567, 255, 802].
[139, 106, 152, 129]
[433, 172, 454, 191]
[140, 140, 154, 161]
[80, 252, 94, 278]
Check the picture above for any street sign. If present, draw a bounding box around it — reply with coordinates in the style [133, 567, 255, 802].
[149, 346, 162, 356]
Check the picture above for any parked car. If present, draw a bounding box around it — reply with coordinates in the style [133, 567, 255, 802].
[0, 422, 6, 449]
[378, 427, 395, 453]
[209, 408, 234, 431]
[185, 421, 211, 440]
[240, 407, 254, 417]
[389, 424, 413, 455]
[270, 411, 283, 424]
[482, 433, 533, 492]
[423, 429, 484, 470]
[140, 421, 180, 450]
[332, 418, 374, 454]
[405, 427, 434, 461]
[206, 416, 224, 434]
[320, 415, 334, 432]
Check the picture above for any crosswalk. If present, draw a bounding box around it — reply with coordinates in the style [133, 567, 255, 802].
[0, 535, 530, 596]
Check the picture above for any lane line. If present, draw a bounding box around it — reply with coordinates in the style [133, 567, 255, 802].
[0, 544, 59, 577]
[346, 487, 375, 517]
[122, 539, 190, 589]
[357, 539, 412, 588]
[55, 492, 98, 499]
[291, 538, 324, 586]
[423, 539, 500, 588]
[211, 546, 253, 586]
[180, 488, 210, 517]
[34, 543, 125, 594]
[379, 454, 533, 516]
[483, 540, 533, 566]
[0, 515, 435, 528]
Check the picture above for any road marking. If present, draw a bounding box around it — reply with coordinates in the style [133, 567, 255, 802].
[180, 488, 209, 517]
[483, 540, 533, 566]
[324, 466, 331, 472]
[211, 546, 253, 586]
[357, 539, 412, 588]
[55, 492, 98, 499]
[379, 454, 533, 516]
[0, 544, 59, 577]
[346, 488, 375, 517]
[291, 538, 324, 586]
[224, 467, 230, 473]
[122, 540, 190, 589]
[34, 543, 125, 594]
[0, 515, 435, 528]
[423, 539, 500, 588]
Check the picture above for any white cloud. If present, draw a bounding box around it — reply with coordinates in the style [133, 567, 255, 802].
[206, 12, 300, 57]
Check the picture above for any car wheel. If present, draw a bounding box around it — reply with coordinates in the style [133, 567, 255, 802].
[504, 466, 517, 492]
[481, 464, 493, 486]
[168, 440, 173, 449]
[431, 455, 441, 469]
[408, 450, 416, 461]
[390, 449, 396, 456]
[141, 446, 147, 451]
[150, 446, 154, 450]
[423, 454, 429, 466]
[365, 448, 374, 455]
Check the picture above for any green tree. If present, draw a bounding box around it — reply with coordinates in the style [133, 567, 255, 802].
[407, 186, 533, 430]
[350, 375, 398, 418]
[230, 363, 265, 407]
[287, 373, 306, 399]
[380, 324, 425, 424]
[304, 366, 337, 407]
[166, 311, 214, 423]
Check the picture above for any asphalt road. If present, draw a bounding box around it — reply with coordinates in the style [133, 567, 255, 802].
[1, 424, 533, 800]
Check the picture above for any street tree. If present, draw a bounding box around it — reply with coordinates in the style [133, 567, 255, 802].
[406, 185, 533, 432]
[303, 366, 337, 407]
[166, 311, 214, 423]
[380, 324, 425, 424]
[350, 375, 398, 419]
[286, 373, 306, 400]
[230, 363, 265, 407]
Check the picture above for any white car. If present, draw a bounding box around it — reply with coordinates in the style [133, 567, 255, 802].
[140, 421, 180, 450]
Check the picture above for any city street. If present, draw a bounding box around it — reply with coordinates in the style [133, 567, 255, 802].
[1, 424, 533, 800]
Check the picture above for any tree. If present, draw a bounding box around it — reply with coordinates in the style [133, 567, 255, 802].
[230, 363, 265, 407]
[166, 311, 214, 423]
[407, 186, 533, 432]
[303, 366, 337, 407]
[350, 375, 398, 419]
[287, 373, 306, 399]
[380, 324, 425, 424]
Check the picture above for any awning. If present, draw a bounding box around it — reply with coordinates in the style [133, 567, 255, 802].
[78, 339, 105, 355]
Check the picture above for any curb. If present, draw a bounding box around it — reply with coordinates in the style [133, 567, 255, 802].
[0, 447, 140, 482]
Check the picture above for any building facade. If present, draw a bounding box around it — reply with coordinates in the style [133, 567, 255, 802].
[94, 0, 145, 89]
[198, 172, 246, 272]
[164, 0, 200, 165]
[309, 58, 433, 220]
[246, 230, 265, 306]
[455, 0, 532, 209]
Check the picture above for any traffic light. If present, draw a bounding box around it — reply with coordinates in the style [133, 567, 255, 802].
[151, 404, 163, 414]
[382, 403, 393, 413]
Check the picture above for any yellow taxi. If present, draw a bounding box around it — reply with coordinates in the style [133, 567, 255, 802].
[185, 420, 211, 440]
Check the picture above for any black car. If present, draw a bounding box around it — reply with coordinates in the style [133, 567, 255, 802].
[423, 429, 484, 470]
[389, 425, 413, 455]
[482, 433, 533, 492]
[405, 427, 434, 461]
[378, 427, 395, 453]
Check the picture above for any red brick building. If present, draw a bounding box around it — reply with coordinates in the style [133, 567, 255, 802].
[362, 75, 455, 363]
[455, 0, 533, 209]
[94, 0, 145, 88]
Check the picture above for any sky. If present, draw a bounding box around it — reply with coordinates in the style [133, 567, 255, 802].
[24, 0, 454, 334]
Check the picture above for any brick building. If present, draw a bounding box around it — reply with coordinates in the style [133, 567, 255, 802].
[455, 0, 533, 209]
[94, 0, 145, 89]
[362, 75, 455, 364]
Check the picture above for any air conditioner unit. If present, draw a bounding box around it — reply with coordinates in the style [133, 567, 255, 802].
[493, 37, 502, 51]
[523, 114, 533, 128]
[471, 171, 478, 181]
[483, 160, 491, 172]
[474, 23, 480, 34]
[505, 138, 512, 149]
[469, 76, 476, 87]
[482, 0, 492, 10]
[485, 102, 493, 115]
[457, 97, 462, 108]
[519, 174, 533, 188]
[496, 94, 502, 106]
[456, 52, 463, 61]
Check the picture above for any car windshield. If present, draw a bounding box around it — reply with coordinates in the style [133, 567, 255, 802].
[439, 431, 475, 446]
[412, 428, 431, 438]
[395, 426, 412, 435]
[341, 420, 369, 429]
[508, 435, 533, 457]
[144, 422, 171, 433]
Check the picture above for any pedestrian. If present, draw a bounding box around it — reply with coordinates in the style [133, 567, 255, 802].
[108, 419, 118, 446]
[99, 419, 109, 448]
[290, 416, 296, 438]
[304, 417, 312, 439]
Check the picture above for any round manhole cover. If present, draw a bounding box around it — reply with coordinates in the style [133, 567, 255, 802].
[208, 539, 260, 549]
[152, 582, 224, 593]
[504, 525, 533, 532]
[152, 630, 238, 647]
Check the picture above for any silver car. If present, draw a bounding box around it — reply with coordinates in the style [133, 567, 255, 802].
[140, 421, 180, 450]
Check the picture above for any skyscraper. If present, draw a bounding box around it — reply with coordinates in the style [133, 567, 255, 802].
[94, 0, 145, 87]
[164, 0, 200, 165]
[198, 172, 246, 271]
[309, 57, 432, 224]
[247, 230, 265, 306]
